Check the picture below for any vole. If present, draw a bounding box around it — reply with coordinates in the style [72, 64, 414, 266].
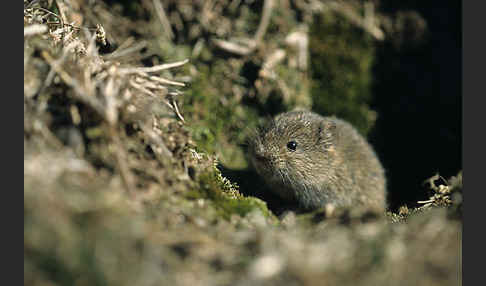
[248, 111, 386, 211]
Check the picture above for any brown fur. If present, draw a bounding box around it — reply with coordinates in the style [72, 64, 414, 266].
[249, 111, 387, 211]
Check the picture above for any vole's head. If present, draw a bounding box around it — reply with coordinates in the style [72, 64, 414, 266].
[248, 111, 337, 195]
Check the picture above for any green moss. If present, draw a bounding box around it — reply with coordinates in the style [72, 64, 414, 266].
[188, 166, 277, 222]
[310, 11, 377, 135]
[183, 64, 260, 169]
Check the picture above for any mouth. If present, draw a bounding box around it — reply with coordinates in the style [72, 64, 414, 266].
[254, 154, 267, 163]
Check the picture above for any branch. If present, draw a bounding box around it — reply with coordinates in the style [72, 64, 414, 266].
[152, 0, 174, 40]
[24, 24, 48, 37]
[119, 59, 189, 75]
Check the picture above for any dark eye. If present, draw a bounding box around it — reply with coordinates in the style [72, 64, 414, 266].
[286, 141, 297, 151]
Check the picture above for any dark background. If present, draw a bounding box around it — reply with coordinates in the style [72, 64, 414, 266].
[370, 0, 461, 210]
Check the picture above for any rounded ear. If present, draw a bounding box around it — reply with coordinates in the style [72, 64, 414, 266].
[322, 121, 336, 132]
[317, 120, 336, 150]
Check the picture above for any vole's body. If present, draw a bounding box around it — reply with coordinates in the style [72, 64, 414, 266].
[249, 111, 386, 211]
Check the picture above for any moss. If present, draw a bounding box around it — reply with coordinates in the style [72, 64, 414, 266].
[188, 166, 277, 222]
[309, 11, 377, 135]
[183, 64, 260, 169]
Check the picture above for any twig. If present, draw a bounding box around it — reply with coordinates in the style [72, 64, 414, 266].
[103, 40, 147, 60]
[119, 59, 189, 75]
[424, 173, 440, 191]
[33, 7, 64, 28]
[324, 1, 384, 41]
[149, 75, 186, 87]
[213, 0, 274, 55]
[38, 33, 86, 95]
[46, 21, 97, 31]
[30, 4, 95, 32]
[41, 50, 107, 121]
[417, 199, 434, 204]
[111, 37, 136, 54]
[212, 39, 253, 56]
[109, 125, 136, 197]
[129, 79, 158, 97]
[40, 41, 72, 94]
[171, 99, 185, 122]
[253, 0, 274, 45]
[54, 0, 68, 28]
[24, 24, 48, 37]
[139, 124, 173, 161]
[152, 0, 174, 40]
[30, 5, 96, 33]
[259, 49, 286, 79]
[285, 30, 308, 70]
[25, 0, 40, 9]
[161, 99, 175, 111]
[41, 50, 79, 89]
[103, 74, 119, 125]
